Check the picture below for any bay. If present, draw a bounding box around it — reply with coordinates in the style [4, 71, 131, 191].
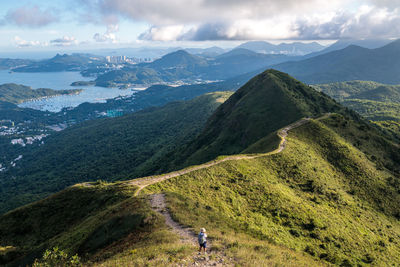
[0, 70, 140, 112]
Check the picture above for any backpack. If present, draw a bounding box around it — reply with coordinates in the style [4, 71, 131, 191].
[199, 233, 206, 244]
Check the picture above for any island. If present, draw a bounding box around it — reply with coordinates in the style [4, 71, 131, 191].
[0, 83, 83, 104]
[70, 81, 96, 86]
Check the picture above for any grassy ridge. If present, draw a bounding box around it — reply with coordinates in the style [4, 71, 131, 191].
[142, 115, 400, 266]
[0, 182, 193, 266]
[163, 69, 346, 171]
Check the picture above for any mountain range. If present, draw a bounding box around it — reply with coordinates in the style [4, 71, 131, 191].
[236, 41, 325, 55]
[274, 39, 400, 84]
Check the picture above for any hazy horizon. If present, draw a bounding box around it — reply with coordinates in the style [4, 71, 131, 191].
[0, 0, 399, 54]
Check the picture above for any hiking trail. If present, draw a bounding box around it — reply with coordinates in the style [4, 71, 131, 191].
[150, 193, 232, 266]
[128, 115, 331, 195]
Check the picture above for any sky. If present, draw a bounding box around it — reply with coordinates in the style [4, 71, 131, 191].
[0, 0, 399, 52]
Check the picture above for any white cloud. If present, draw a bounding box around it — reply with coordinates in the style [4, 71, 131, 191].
[13, 36, 48, 48]
[50, 36, 78, 46]
[139, 25, 186, 41]
[4, 6, 58, 28]
[294, 5, 400, 39]
[93, 23, 119, 43]
[74, 0, 400, 41]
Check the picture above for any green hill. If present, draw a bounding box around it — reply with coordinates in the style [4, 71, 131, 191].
[13, 54, 105, 72]
[141, 114, 400, 266]
[167, 69, 346, 169]
[1, 115, 399, 266]
[1, 70, 399, 266]
[314, 81, 400, 124]
[0, 83, 82, 104]
[0, 92, 232, 214]
[314, 80, 400, 102]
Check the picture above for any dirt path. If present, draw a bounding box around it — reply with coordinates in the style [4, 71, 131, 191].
[128, 116, 314, 196]
[150, 193, 231, 266]
[150, 194, 196, 245]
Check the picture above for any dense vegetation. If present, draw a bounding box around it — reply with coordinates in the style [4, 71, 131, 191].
[274, 39, 400, 84]
[0, 83, 82, 104]
[314, 81, 400, 140]
[0, 92, 232, 213]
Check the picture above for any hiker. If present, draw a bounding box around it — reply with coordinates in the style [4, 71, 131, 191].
[198, 228, 207, 254]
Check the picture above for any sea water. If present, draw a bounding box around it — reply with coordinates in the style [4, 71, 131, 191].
[0, 70, 140, 112]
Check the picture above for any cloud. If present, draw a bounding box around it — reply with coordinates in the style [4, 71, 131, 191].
[50, 36, 78, 46]
[93, 23, 119, 43]
[95, 0, 345, 24]
[14, 36, 48, 48]
[139, 25, 186, 41]
[135, 4, 400, 41]
[4, 6, 58, 28]
[77, 0, 400, 41]
[294, 6, 400, 39]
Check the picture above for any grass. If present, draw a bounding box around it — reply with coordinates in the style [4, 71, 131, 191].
[1, 114, 399, 266]
[0, 181, 197, 266]
[142, 115, 400, 266]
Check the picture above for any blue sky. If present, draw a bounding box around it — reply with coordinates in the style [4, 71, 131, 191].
[0, 0, 398, 52]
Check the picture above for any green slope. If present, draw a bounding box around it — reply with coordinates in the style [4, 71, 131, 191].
[168, 69, 346, 169]
[2, 114, 398, 266]
[0, 92, 232, 214]
[0, 182, 170, 266]
[1, 70, 399, 266]
[142, 114, 400, 266]
[314, 81, 400, 135]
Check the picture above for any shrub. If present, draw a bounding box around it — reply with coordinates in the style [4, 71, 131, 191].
[32, 247, 81, 267]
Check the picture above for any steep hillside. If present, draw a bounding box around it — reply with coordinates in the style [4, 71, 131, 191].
[274, 39, 400, 84]
[0, 92, 232, 214]
[168, 69, 346, 168]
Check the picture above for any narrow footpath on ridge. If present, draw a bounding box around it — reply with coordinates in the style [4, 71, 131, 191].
[127, 114, 331, 266]
[127, 115, 328, 195]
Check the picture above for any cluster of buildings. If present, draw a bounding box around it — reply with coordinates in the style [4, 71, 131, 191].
[105, 55, 153, 65]
[11, 134, 48, 147]
[105, 55, 128, 64]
